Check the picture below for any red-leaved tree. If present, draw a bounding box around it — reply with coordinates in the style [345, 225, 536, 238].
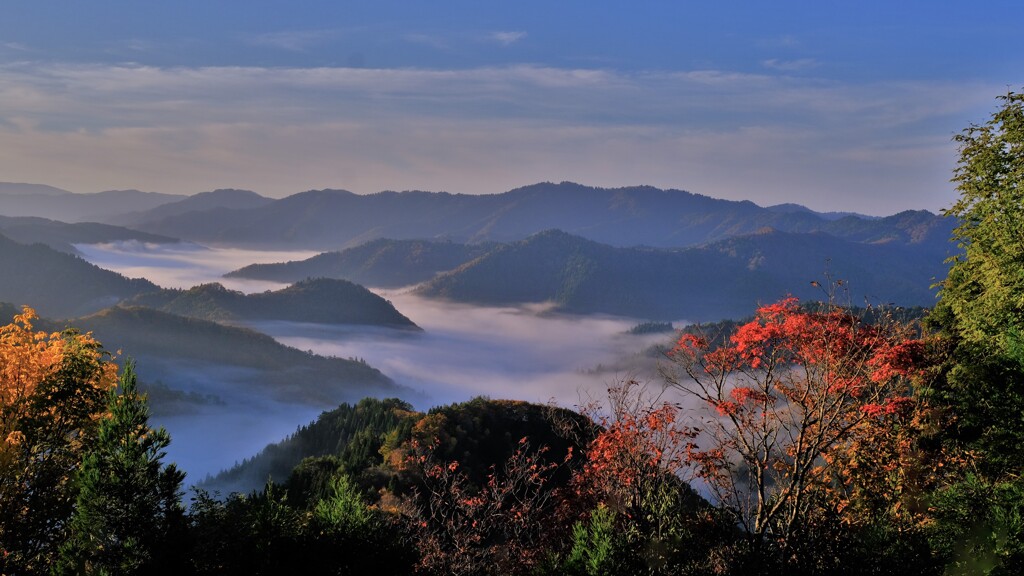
[664, 297, 925, 558]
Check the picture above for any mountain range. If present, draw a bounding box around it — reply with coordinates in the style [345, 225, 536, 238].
[227, 228, 951, 321]
[71, 182, 952, 251]
[415, 229, 949, 321]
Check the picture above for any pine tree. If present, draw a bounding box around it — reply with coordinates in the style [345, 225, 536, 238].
[55, 361, 186, 576]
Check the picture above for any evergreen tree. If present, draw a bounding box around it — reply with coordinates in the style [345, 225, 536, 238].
[55, 361, 186, 576]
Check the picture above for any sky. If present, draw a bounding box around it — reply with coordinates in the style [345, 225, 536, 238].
[1, 2, 1022, 214]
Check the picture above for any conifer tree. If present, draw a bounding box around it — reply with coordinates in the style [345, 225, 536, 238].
[55, 361, 185, 576]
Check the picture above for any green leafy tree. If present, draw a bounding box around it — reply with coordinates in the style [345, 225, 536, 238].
[925, 90, 1024, 574]
[942, 90, 1024, 353]
[930, 90, 1024, 473]
[55, 361, 186, 576]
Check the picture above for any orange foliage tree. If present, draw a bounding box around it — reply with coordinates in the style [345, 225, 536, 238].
[0, 307, 117, 573]
[664, 297, 928, 560]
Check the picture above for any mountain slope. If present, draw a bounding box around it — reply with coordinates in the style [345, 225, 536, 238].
[415, 229, 949, 322]
[0, 215, 179, 254]
[225, 238, 496, 287]
[122, 182, 954, 250]
[108, 188, 273, 226]
[0, 189, 186, 223]
[0, 233, 158, 318]
[73, 306, 403, 405]
[125, 278, 419, 328]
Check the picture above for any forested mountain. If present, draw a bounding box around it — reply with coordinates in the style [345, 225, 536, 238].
[125, 278, 419, 328]
[72, 306, 404, 405]
[225, 238, 496, 286]
[0, 186, 186, 223]
[205, 396, 593, 496]
[114, 182, 954, 250]
[415, 229, 948, 321]
[106, 188, 273, 227]
[0, 215, 179, 254]
[205, 397, 420, 494]
[0, 233, 158, 318]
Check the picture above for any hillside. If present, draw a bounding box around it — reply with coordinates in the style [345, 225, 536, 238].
[204, 396, 594, 496]
[225, 238, 496, 287]
[117, 182, 954, 250]
[0, 215, 179, 254]
[125, 278, 418, 328]
[73, 306, 404, 406]
[0, 188, 186, 223]
[106, 188, 273, 226]
[415, 229, 949, 322]
[0, 233, 158, 318]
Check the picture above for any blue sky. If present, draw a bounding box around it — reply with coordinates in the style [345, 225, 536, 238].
[0, 2, 1021, 213]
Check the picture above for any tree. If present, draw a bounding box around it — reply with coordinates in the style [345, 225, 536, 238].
[665, 297, 924, 568]
[410, 437, 566, 576]
[923, 89, 1024, 574]
[0, 307, 117, 574]
[55, 360, 186, 575]
[568, 380, 723, 574]
[941, 90, 1024, 354]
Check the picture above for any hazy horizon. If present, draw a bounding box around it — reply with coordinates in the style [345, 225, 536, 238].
[3, 3, 1022, 214]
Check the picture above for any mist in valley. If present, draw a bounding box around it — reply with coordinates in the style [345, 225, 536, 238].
[74, 241, 314, 293]
[75, 242, 677, 484]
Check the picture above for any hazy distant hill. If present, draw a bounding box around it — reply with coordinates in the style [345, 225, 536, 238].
[226, 238, 496, 287]
[0, 182, 71, 196]
[415, 229, 949, 322]
[107, 188, 273, 227]
[0, 215, 179, 254]
[765, 203, 880, 221]
[0, 187, 186, 223]
[125, 278, 419, 328]
[0, 233, 158, 318]
[119, 182, 954, 250]
[73, 306, 403, 405]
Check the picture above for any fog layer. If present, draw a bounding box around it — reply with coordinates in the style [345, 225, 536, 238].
[247, 291, 670, 410]
[75, 243, 673, 481]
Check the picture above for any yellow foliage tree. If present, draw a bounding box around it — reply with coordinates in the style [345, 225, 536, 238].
[0, 306, 117, 574]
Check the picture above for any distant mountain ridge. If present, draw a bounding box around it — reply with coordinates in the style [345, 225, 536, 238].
[108, 182, 952, 250]
[106, 188, 273, 227]
[0, 187, 187, 223]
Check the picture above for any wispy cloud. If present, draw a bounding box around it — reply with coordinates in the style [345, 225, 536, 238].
[0, 61, 996, 211]
[489, 30, 527, 46]
[762, 58, 819, 72]
[1, 42, 31, 52]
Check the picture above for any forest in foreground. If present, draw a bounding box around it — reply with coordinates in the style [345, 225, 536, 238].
[2, 94, 1024, 575]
